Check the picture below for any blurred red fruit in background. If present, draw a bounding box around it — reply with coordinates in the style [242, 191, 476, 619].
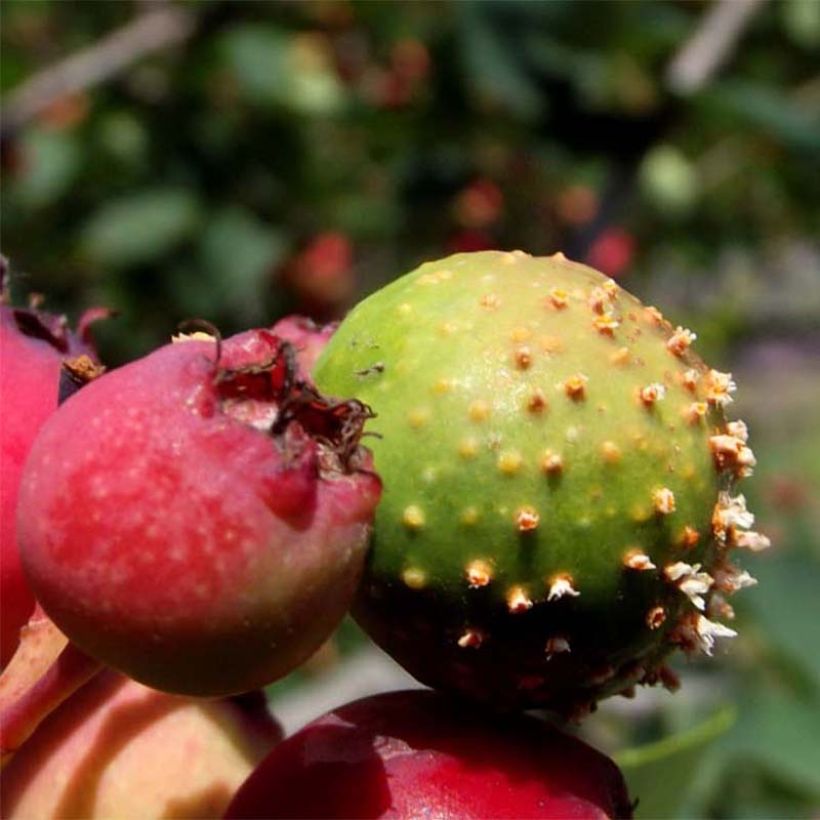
[446, 229, 497, 254]
[281, 232, 355, 320]
[587, 227, 635, 279]
[454, 179, 504, 229]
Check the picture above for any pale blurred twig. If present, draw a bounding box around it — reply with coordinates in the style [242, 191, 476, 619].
[666, 0, 769, 95]
[0, 5, 195, 136]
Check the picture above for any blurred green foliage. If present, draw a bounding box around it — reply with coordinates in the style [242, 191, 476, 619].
[2, 2, 819, 817]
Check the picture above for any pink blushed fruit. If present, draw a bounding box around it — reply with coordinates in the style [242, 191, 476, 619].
[271, 315, 337, 378]
[1, 670, 282, 819]
[17, 329, 381, 696]
[0, 264, 104, 668]
[226, 689, 634, 819]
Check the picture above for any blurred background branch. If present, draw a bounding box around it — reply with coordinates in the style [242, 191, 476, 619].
[1, 4, 195, 137]
[666, 0, 768, 94]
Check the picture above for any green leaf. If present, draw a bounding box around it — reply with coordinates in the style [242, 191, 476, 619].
[199, 207, 287, 322]
[82, 188, 201, 268]
[702, 82, 820, 153]
[615, 706, 737, 819]
[221, 25, 344, 115]
[748, 554, 820, 688]
[728, 693, 820, 797]
[456, 2, 544, 119]
[16, 129, 80, 210]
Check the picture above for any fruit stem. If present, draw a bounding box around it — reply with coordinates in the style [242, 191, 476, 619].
[0, 640, 102, 765]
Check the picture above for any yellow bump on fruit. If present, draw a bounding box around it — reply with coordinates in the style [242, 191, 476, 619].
[734, 530, 771, 552]
[631, 503, 652, 523]
[610, 346, 631, 366]
[644, 305, 665, 325]
[527, 388, 548, 414]
[551, 250, 567, 262]
[664, 562, 714, 611]
[397, 302, 413, 316]
[541, 450, 564, 475]
[457, 628, 485, 648]
[407, 407, 431, 428]
[588, 287, 609, 314]
[460, 506, 480, 526]
[600, 441, 622, 465]
[647, 606, 667, 630]
[480, 293, 501, 310]
[709, 434, 756, 478]
[639, 382, 667, 406]
[545, 636, 571, 657]
[667, 327, 697, 356]
[514, 346, 532, 369]
[468, 399, 490, 422]
[653, 487, 676, 515]
[438, 321, 458, 337]
[458, 436, 479, 459]
[418, 269, 452, 285]
[602, 278, 619, 299]
[401, 567, 427, 589]
[679, 526, 700, 549]
[432, 377, 452, 395]
[708, 595, 736, 622]
[506, 585, 534, 613]
[684, 401, 708, 424]
[681, 368, 700, 391]
[402, 505, 425, 530]
[547, 574, 580, 601]
[548, 288, 569, 309]
[714, 563, 758, 594]
[498, 450, 523, 475]
[465, 559, 493, 588]
[539, 334, 564, 354]
[500, 251, 520, 266]
[704, 369, 736, 407]
[623, 549, 656, 571]
[510, 326, 532, 343]
[593, 313, 620, 335]
[516, 506, 540, 532]
[563, 373, 588, 400]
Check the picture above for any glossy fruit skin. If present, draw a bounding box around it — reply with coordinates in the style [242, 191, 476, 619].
[271, 315, 337, 378]
[1, 670, 281, 819]
[18, 329, 381, 696]
[315, 251, 762, 713]
[0, 303, 98, 668]
[226, 689, 633, 819]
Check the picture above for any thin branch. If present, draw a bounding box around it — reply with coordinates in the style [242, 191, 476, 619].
[666, 0, 768, 96]
[1, 5, 196, 135]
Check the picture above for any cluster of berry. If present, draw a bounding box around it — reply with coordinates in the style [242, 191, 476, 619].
[1, 251, 766, 818]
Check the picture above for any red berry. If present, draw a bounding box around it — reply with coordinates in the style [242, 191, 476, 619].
[17, 329, 380, 696]
[282, 233, 355, 319]
[226, 690, 634, 819]
[0, 278, 102, 668]
[586, 228, 636, 279]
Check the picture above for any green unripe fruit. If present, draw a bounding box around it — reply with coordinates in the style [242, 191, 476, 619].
[315, 250, 768, 715]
